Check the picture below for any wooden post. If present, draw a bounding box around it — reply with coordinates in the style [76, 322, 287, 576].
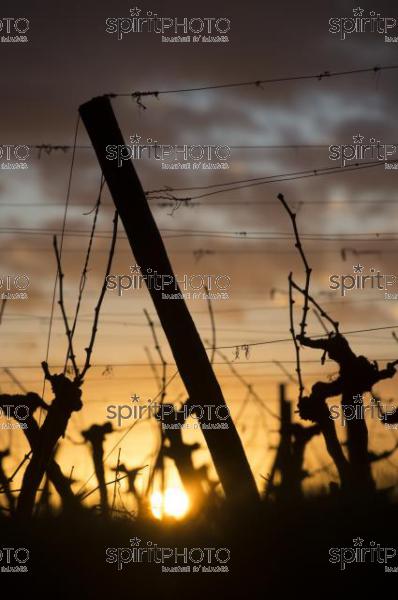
[265, 384, 321, 500]
[79, 96, 259, 506]
[160, 403, 205, 512]
[265, 383, 292, 500]
[278, 383, 292, 495]
[82, 423, 113, 516]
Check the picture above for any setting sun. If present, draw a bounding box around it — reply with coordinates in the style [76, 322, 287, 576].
[150, 488, 190, 520]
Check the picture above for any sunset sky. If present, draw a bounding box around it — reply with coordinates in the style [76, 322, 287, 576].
[1, 0, 398, 510]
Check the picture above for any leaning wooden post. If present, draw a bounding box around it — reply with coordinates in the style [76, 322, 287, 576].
[79, 96, 259, 507]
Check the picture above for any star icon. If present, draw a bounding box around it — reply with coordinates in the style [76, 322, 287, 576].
[353, 7, 364, 17]
[353, 394, 363, 404]
[131, 394, 140, 402]
[353, 537, 364, 546]
[129, 264, 141, 274]
[130, 7, 141, 17]
[129, 134, 141, 145]
[353, 264, 364, 273]
[352, 134, 364, 144]
[130, 537, 141, 546]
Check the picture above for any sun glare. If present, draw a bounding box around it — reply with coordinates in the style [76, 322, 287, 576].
[150, 487, 190, 519]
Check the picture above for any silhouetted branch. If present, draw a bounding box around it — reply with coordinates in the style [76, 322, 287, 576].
[6, 452, 32, 486]
[78, 210, 118, 382]
[312, 309, 330, 364]
[290, 278, 339, 333]
[278, 193, 312, 336]
[144, 346, 161, 388]
[313, 309, 329, 335]
[53, 236, 79, 377]
[143, 308, 168, 512]
[80, 474, 128, 501]
[288, 274, 304, 400]
[144, 309, 167, 405]
[66, 175, 105, 372]
[111, 447, 121, 515]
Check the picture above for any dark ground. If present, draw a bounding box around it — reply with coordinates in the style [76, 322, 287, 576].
[0, 494, 396, 598]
